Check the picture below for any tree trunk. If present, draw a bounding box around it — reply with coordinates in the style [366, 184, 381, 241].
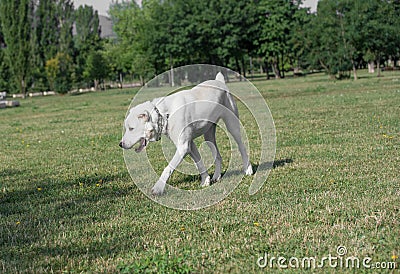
[264, 58, 270, 80]
[94, 79, 99, 90]
[21, 79, 26, 98]
[241, 56, 246, 78]
[170, 65, 175, 87]
[271, 56, 281, 79]
[351, 60, 358, 80]
[170, 55, 174, 87]
[377, 58, 381, 77]
[368, 61, 375, 73]
[235, 57, 242, 81]
[249, 56, 253, 79]
[319, 59, 335, 78]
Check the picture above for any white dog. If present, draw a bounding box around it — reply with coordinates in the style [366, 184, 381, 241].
[120, 72, 253, 195]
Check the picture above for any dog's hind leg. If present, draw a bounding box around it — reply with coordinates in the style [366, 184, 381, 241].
[189, 141, 211, 187]
[222, 114, 253, 176]
[204, 124, 222, 182]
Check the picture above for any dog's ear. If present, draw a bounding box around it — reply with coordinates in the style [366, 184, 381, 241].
[138, 110, 150, 122]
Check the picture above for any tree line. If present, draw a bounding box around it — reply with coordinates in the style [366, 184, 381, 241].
[0, 0, 103, 96]
[1, 0, 399, 95]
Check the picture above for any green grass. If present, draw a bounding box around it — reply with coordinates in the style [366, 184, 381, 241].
[0, 71, 399, 273]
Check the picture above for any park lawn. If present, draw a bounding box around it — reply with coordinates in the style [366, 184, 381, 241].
[0, 71, 399, 273]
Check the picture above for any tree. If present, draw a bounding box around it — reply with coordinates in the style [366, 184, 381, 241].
[57, 0, 75, 56]
[31, 0, 58, 91]
[110, 0, 157, 83]
[217, 0, 260, 76]
[333, 0, 362, 80]
[74, 5, 101, 87]
[74, 5, 100, 51]
[45, 57, 58, 92]
[308, 0, 399, 79]
[83, 50, 109, 90]
[110, 0, 263, 82]
[257, 0, 307, 79]
[0, 26, 10, 92]
[361, 0, 399, 76]
[307, 0, 352, 78]
[0, 48, 9, 92]
[29, 0, 75, 92]
[35, 0, 58, 63]
[288, 5, 312, 74]
[0, 0, 33, 96]
[45, 52, 74, 93]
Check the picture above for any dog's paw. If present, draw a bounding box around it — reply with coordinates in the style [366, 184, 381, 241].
[245, 164, 253, 176]
[212, 174, 221, 182]
[151, 181, 165, 196]
[200, 176, 211, 187]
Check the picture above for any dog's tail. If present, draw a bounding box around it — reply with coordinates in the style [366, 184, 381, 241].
[215, 72, 225, 84]
[216, 72, 237, 116]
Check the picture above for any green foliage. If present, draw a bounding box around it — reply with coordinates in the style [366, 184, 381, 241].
[74, 5, 102, 87]
[307, 0, 346, 76]
[35, 0, 59, 62]
[359, 0, 400, 75]
[57, 0, 75, 56]
[45, 57, 58, 91]
[1, 0, 400, 93]
[74, 5, 101, 52]
[0, 0, 32, 95]
[0, 51, 10, 92]
[83, 50, 109, 90]
[257, 0, 309, 78]
[29, 0, 74, 92]
[45, 52, 74, 93]
[110, 0, 262, 81]
[108, 0, 399, 80]
[308, 0, 400, 78]
[109, 1, 155, 83]
[0, 28, 10, 91]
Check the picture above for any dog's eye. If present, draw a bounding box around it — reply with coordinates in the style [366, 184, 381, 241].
[128, 127, 134, 131]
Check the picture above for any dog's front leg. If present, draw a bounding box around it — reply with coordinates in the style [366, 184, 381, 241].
[151, 143, 189, 195]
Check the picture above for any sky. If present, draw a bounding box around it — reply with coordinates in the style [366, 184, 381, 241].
[73, 0, 319, 16]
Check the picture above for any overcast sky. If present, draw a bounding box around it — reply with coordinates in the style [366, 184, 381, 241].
[73, 0, 319, 16]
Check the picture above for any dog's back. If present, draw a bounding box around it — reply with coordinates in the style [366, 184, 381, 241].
[179, 74, 238, 118]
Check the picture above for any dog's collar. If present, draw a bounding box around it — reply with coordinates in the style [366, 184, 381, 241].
[153, 106, 169, 141]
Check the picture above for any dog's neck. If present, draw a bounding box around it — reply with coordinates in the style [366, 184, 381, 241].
[153, 106, 168, 140]
[150, 98, 169, 140]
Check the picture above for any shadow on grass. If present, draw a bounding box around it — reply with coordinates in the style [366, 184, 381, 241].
[0, 168, 24, 178]
[253, 158, 293, 173]
[0, 171, 139, 270]
[169, 158, 294, 188]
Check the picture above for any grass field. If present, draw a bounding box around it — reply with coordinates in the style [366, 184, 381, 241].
[0, 71, 399, 273]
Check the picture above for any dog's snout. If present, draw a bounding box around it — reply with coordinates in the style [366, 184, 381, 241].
[119, 141, 123, 148]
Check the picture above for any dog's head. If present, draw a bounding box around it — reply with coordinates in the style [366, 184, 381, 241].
[119, 102, 158, 152]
